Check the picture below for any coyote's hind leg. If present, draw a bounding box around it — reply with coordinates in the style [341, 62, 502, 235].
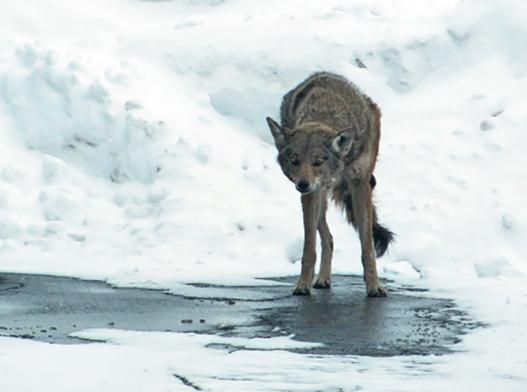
[349, 176, 387, 297]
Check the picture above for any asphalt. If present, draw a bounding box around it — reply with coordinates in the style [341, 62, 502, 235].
[0, 273, 481, 356]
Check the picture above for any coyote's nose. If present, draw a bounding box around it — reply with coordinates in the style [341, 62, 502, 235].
[296, 180, 311, 193]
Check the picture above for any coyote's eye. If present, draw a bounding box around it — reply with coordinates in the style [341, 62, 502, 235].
[312, 157, 328, 167]
[289, 157, 300, 166]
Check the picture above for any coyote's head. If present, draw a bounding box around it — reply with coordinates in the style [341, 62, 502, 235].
[266, 117, 353, 194]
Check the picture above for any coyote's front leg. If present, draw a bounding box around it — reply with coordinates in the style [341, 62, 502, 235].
[293, 190, 321, 295]
[313, 194, 333, 289]
[350, 177, 387, 297]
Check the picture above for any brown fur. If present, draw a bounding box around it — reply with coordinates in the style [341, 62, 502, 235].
[267, 72, 394, 297]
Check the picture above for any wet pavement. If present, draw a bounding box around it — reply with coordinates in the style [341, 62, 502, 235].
[0, 273, 481, 356]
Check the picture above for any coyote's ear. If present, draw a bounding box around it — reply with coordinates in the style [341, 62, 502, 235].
[266, 117, 291, 148]
[331, 130, 353, 156]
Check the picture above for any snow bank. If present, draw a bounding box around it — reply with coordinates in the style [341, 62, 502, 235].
[0, 0, 525, 291]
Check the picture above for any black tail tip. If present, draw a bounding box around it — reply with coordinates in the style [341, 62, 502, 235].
[373, 224, 395, 258]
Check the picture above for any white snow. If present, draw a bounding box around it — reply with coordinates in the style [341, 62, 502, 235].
[0, 0, 526, 390]
[0, 327, 524, 392]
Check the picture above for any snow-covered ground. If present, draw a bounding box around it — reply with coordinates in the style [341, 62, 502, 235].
[0, 0, 526, 390]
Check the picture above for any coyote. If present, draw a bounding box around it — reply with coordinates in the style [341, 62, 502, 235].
[266, 72, 394, 297]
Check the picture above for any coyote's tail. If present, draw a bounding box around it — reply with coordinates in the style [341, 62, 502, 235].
[372, 221, 395, 258]
[332, 174, 394, 257]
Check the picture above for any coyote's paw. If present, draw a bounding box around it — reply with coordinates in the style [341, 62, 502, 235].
[292, 280, 311, 296]
[366, 284, 388, 297]
[313, 276, 331, 289]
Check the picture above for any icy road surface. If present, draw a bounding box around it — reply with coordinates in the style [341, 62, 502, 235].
[0, 273, 478, 355]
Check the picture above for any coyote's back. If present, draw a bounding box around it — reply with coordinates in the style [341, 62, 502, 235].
[280, 72, 381, 165]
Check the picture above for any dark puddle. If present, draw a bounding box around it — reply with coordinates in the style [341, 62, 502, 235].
[0, 273, 482, 356]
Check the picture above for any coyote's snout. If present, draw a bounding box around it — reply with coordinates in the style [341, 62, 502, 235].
[267, 72, 394, 297]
